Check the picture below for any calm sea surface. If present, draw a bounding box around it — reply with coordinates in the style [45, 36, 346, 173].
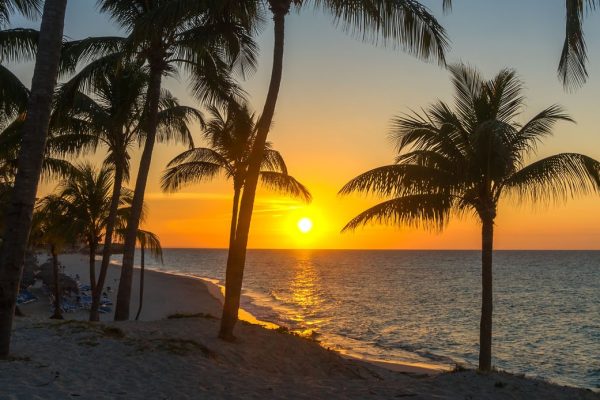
[117, 249, 599, 389]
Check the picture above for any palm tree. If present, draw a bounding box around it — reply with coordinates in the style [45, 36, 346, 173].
[60, 0, 258, 321]
[53, 164, 133, 297]
[0, 0, 67, 357]
[129, 229, 162, 321]
[162, 102, 311, 249]
[559, 0, 599, 89]
[339, 64, 600, 371]
[30, 194, 76, 320]
[53, 60, 200, 321]
[219, 0, 451, 340]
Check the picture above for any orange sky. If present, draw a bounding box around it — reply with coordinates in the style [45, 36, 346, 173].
[31, 1, 600, 249]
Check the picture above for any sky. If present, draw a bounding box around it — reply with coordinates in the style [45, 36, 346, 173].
[10, 1, 600, 249]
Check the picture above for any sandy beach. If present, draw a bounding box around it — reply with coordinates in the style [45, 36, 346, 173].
[1, 254, 597, 400]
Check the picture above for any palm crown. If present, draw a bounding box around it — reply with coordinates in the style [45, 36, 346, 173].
[162, 102, 311, 202]
[340, 64, 600, 231]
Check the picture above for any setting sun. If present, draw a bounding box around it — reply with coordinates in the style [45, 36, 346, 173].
[297, 217, 313, 233]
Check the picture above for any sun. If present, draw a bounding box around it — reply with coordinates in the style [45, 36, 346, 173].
[297, 217, 313, 233]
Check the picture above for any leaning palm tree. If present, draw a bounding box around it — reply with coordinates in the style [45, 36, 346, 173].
[60, 0, 258, 321]
[53, 60, 199, 321]
[559, 0, 599, 89]
[0, 0, 68, 356]
[162, 103, 311, 250]
[339, 64, 600, 371]
[218, 0, 451, 340]
[30, 194, 76, 320]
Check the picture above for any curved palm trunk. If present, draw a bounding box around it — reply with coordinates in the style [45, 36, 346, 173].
[134, 242, 145, 321]
[228, 186, 241, 249]
[114, 64, 163, 321]
[50, 245, 62, 320]
[88, 238, 97, 293]
[479, 215, 494, 371]
[0, 0, 67, 356]
[219, 2, 290, 340]
[90, 162, 124, 321]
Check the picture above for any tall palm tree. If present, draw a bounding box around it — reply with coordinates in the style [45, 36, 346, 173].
[61, 0, 258, 321]
[53, 60, 199, 321]
[0, 0, 67, 357]
[30, 194, 76, 320]
[219, 0, 451, 340]
[339, 64, 600, 371]
[162, 102, 311, 250]
[560, 0, 599, 89]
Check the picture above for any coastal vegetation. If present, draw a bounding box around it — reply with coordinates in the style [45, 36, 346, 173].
[0, 2, 597, 397]
[340, 64, 600, 371]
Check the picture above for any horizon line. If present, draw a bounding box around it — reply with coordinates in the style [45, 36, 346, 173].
[150, 247, 600, 251]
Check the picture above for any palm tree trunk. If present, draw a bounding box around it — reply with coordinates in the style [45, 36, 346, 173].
[0, 0, 67, 357]
[50, 245, 62, 320]
[90, 161, 124, 321]
[114, 63, 163, 321]
[228, 186, 241, 250]
[88, 238, 97, 293]
[219, 1, 290, 340]
[134, 242, 145, 321]
[479, 215, 494, 371]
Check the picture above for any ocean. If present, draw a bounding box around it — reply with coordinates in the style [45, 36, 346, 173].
[115, 249, 599, 389]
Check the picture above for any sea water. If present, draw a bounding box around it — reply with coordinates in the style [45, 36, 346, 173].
[114, 249, 599, 389]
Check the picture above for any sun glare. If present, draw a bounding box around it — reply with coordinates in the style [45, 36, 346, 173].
[297, 217, 313, 233]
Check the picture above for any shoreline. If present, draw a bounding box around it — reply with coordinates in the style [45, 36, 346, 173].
[8, 253, 594, 399]
[53, 253, 447, 375]
[14, 254, 597, 399]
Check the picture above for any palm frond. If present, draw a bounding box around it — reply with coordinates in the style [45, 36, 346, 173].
[511, 105, 574, 158]
[339, 163, 456, 198]
[321, 0, 450, 65]
[261, 149, 288, 174]
[59, 36, 126, 76]
[136, 229, 163, 262]
[504, 153, 600, 206]
[0, 0, 41, 26]
[0, 64, 28, 116]
[558, 0, 597, 89]
[161, 160, 223, 193]
[342, 194, 452, 232]
[258, 171, 311, 203]
[0, 28, 38, 62]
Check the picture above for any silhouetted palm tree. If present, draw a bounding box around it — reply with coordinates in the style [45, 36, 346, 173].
[0, 0, 67, 356]
[219, 0, 451, 340]
[60, 0, 258, 321]
[30, 194, 76, 320]
[53, 60, 199, 321]
[54, 164, 133, 297]
[340, 64, 600, 371]
[162, 103, 311, 250]
[560, 0, 599, 89]
[127, 229, 163, 321]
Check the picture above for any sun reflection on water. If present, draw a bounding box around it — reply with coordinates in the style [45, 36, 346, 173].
[288, 255, 323, 329]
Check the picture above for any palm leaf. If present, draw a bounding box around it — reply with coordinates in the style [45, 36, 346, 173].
[504, 153, 600, 205]
[342, 194, 452, 232]
[161, 160, 223, 192]
[258, 171, 311, 203]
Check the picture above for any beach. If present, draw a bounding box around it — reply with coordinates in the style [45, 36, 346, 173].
[1, 254, 597, 400]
